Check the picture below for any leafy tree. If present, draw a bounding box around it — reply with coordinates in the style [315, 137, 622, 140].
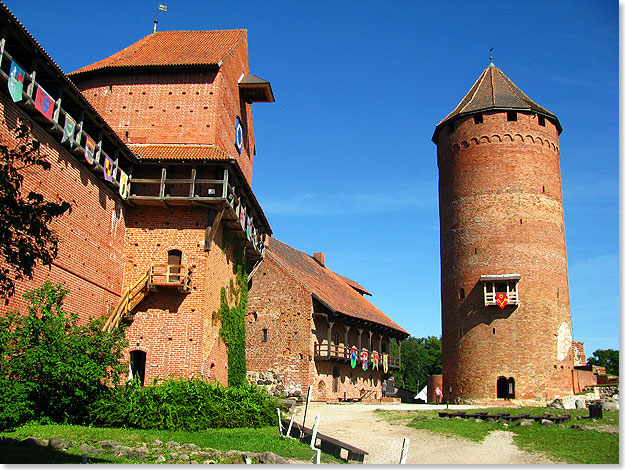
[0, 123, 71, 302]
[0, 281, 127, 429]
[587, 348, 619, 376]
[393, 336, 442, 393]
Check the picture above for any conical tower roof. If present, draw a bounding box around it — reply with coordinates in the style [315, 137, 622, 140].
[432, 63, 562, 143]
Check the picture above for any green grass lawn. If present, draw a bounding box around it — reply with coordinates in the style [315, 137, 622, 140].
[375, 407, 619, 464]
[0, 423, 343, 464]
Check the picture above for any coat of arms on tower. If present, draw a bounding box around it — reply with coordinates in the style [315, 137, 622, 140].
[496, 292, 508, 309]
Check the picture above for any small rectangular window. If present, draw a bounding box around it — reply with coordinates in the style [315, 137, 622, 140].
[538, 115, 545, 127]
[473, 114, 483, 124]
[507, 111, 517, 121]
[262, 328, 268, 342]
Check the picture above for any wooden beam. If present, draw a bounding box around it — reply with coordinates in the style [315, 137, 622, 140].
[204, 207, 224, 252]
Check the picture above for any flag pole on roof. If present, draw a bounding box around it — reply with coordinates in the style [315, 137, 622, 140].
[153, 3, 168, 34]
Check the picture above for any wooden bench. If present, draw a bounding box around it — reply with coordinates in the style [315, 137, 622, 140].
[283, 419, 368, 463]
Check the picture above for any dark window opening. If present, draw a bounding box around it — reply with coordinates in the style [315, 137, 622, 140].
[130, 350, 146, 386]
[475, 248, 478, 254]
[493, 328, 496, 335]
[507, 111, 517, 121]
[382, 343, 387, 354]
[520, 219, 523, 225]
[459, 288, 465, 299]
[542, 185, 545, 193]
[495, 283, 507, 293]
[538, 115, 545, 127]
[262, 328, 268, 342]
[473, 113, 483, 124]
[332, 366, 339, 393]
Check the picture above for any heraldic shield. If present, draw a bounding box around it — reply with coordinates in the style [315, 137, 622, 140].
[496, 292, 508, 309]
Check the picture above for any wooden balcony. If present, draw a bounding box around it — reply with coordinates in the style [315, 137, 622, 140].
[127, 162, 270, 263]
[313, 343, 400, 370]
[148, 264, 191, 293]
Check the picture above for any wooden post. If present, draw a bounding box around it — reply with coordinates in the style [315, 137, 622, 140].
[159, 166, 167, 198]
[276, 408, 283, 436]
[399, 437, 410, 464]
[310, 414, 321, 464]
[285, 409, 297, 439]
[327, 320, 334, 356]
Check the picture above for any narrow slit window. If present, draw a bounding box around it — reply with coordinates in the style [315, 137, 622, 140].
[459, 288, 465, 299]
[262, 328, 268, 342]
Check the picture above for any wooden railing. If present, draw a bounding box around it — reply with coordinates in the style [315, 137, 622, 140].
[148, 264, 191, 292]
[103, 264, 192, 332]
[103, 270, 150, 333]
[485, 290, 519, 306]
[313, 343, 401, 369]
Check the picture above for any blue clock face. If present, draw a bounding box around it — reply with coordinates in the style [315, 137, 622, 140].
[234, 116, 243, 154]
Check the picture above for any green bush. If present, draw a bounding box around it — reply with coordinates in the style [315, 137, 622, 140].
[0, 281, 127, 429]
[88, 378, 283, 431]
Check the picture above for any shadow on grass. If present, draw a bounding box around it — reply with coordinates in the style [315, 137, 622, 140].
[0, 444, 113, 464]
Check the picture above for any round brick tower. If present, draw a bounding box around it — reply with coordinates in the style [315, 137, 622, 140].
[432, 63, 574, 403]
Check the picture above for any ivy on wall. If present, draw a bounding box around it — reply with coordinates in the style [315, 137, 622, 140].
[215, 247, 248, 387]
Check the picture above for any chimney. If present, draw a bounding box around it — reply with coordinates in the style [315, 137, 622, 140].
[313, 252, 325, 267]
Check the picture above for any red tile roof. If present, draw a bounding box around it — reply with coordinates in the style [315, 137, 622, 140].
[432, 64, 562, 143]
[266, 238, 409, 336]
[69, 29, 247, 76]
[337, 274, 372, 296]
[128, 143, 232, 161]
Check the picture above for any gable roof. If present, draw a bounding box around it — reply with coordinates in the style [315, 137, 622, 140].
[432, 63, 562, 143]
[266, 238, 408, 337]
[69, 29, 246, 77]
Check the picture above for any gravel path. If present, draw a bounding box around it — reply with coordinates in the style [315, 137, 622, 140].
[293, 402, 559, 464]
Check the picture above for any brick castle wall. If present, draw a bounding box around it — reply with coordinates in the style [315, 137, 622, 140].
[437, 111, 574, 401]
[0, 93, 126, 324]
[123, 206, 237, 385]
[72, 35, 256, 186]
[247, 253, 387, 401]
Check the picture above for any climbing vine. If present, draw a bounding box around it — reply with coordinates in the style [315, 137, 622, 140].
[215, 247, 248, 387]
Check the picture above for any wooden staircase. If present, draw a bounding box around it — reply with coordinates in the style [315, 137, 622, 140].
[103, 270, 150, 333]
[103, 264, 192, 332]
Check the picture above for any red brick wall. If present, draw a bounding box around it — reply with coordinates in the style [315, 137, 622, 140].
[247, 254, 388, 401]
[123, 206, 237, 385]
[246, 254, 314, 393]
[72, 35, 256, 186]
[0, 93, 126, 324]
[437, 110, 574, 401]
[572, 369, 596, 394]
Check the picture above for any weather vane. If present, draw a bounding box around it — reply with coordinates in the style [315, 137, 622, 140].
[153, 3, 168, 34]
[489, 48, 494, 66]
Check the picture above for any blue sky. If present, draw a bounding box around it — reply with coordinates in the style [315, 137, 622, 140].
[4, 1, 618, 358]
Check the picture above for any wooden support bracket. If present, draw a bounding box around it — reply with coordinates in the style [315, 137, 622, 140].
[204, 207, 225, 252]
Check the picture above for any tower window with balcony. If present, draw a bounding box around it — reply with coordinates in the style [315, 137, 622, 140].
[480, 274, 520, 307]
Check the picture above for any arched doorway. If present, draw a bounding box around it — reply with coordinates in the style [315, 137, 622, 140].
[167, 249, 182, 282]
[507, 377, 515, 398]
[332, 366, 339, 393]
[496, 376, 508, 398]
[130, 350, 146, 385]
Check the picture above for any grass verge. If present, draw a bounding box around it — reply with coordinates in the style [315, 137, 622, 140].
[0, 423, 343, 464]
[374, 407, 619, 464]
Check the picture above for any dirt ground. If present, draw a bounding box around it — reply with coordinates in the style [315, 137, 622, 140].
[291, 402, 559, 464]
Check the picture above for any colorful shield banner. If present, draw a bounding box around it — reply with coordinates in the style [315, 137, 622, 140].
[382, 353, 389, 374]
[8, 60, 25, 103]
[34, 85, 55, 121]
[84, 135, 95, 164]
[61, 113, 76, 146]
[496, 292, 508, 309]
[234, 116, 243, 154]
[371, 352, 379, 370]
[118, 169, 129, 199]
[103, 154, 114, 182]
[350, 347, 358, 369]
[239, 206, 246, 230]
[361, 350, 369, 371]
